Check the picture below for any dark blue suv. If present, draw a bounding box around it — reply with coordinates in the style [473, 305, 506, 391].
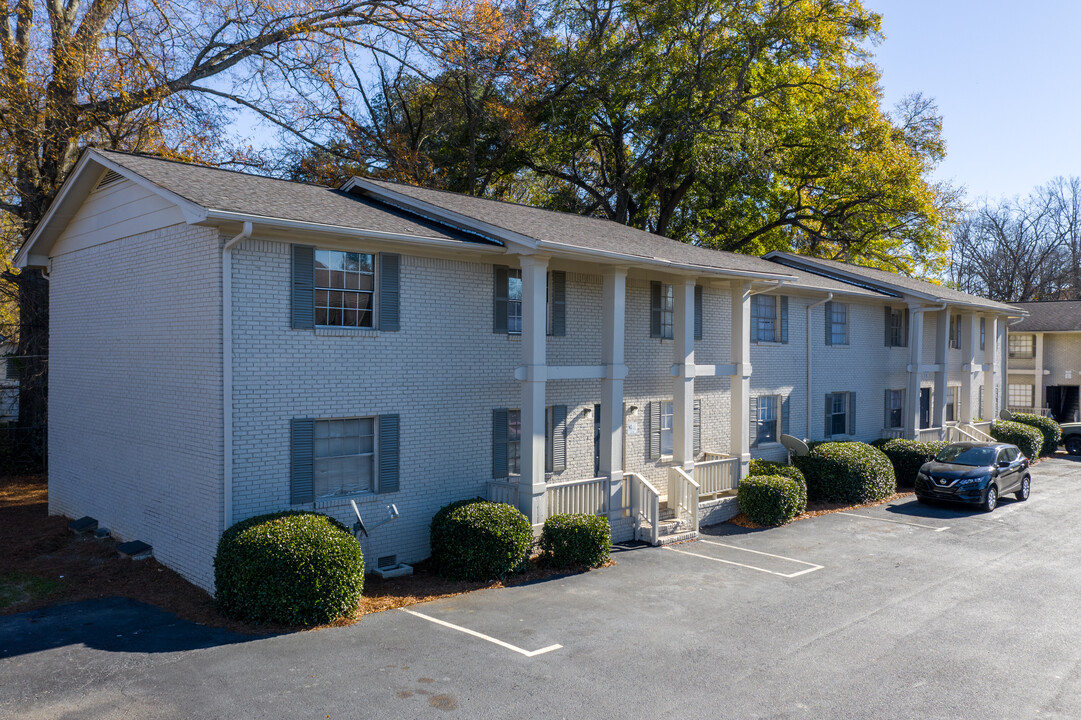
[914, 442, 1031, 512]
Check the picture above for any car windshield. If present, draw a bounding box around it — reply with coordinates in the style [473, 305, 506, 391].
[935, 445, 998, 467]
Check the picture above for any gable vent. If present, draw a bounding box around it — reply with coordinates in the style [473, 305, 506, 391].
[95, 170, 124, 190]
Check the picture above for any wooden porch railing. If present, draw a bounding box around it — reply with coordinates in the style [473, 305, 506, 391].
[880, 428, 905, 440]
[695, 456, 741, 499]
[546, 476, 610, 517]
[626, 472, 660, 546]
[668, 466, 699, 532]
[917, 427, 943, 442]
[486, 480, 520, 507]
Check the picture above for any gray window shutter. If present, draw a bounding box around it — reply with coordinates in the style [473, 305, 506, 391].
[378, 414, 400, 493]
[290, 418, 315, 504]
[550, 271, 566, 336]
[782, 395, 790, 436]
[493, 266, 509, 333]
[648, 401, 661, 459]
[824, 394, 833, 438]
[378, 253, 400, 331]
[884, 388, 891, 429]
[848, 392, 857, 436]
[885, 307, 893, 346]
[553, 405, 567, 472]
[824, 301, 833, 346]
[291, 245, 315, 329]
[650, 282, 662, 338]
[780, 296, 789, 344]
[492, 409, 509, 478]
[749, 396, 759, 448]
[693, 399, 701, 456]
[694, 285, 703, 340]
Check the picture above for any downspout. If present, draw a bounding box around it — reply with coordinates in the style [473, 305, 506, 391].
[222, 222, 252, 531]
[806, 293, 833, 437]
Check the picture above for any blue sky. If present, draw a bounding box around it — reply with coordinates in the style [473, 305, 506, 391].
[867, 0, 1081, 203]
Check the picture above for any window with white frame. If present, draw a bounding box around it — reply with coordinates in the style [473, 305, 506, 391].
[1008, 334, 1034, 358]
[830, 303, 849, 345]
[650, 283, 675, 339]
[887, 308, 907, 347]
[752, 295, 777, 343]
[507, 269, 523, 334]
[946, 386, 959, 422]
[506, 409, 522, 474]
[315, 250, 375, 327]
[313, 418, 375, 498]
[757, 395, 779, 444]
[949, 314, 962, 349]
[886, 389, 904, 429]
[827, 392, 852, 436]
[1008, 384, 1034, 408]
[660, 400, 674, 455]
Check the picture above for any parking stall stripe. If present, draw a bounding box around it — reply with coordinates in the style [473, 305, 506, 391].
[842, 512, 950, 532]
[664, 543, 824, 578]
[400, 608, 562, 657]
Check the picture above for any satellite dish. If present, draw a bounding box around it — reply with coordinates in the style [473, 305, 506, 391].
[999, 408, 1013, 421]
[780, 434, 810, 457]
[350, 499, 368, 538]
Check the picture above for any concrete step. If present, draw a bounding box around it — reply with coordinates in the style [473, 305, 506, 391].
[636, 518, 698, 545]
[657, 529, 698, 546]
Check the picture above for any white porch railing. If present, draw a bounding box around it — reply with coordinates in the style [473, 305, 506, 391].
[958, 422, 995, 442]
[917, 427, 943, 442]
[627, 472, 660, 546]
[486, 480, 520, 507]
[695, 456, 741, 499]
[668, 466, 700, 532]
[880, 428, 905, 440]
[1008, 406, 1051, 417]
[947, 424, 980, 443]
[971, 421, 993, 438]
[546, 476, 610, 517]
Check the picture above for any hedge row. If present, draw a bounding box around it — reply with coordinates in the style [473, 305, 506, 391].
[748, 459, 806, 486]
[876, 439, 949, 487]
[792, 442, 896, 504]
[990, 420, 1044, 461]
[737, 474, 807, 526]
[539, 513, 611, 568]
[1009, 412, 1062, 456]
[429, 499, 533, 581]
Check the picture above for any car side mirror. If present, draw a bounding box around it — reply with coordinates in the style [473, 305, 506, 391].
[998, 460, 1010, 468]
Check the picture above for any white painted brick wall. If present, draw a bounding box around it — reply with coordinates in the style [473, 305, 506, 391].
[49, 224, 223, 590]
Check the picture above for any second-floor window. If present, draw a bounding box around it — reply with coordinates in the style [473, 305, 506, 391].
[980, 317, 986, 351]
[885, 307, 908, 347]
[315, 250, 375, 328]
[1008, 334, 1035, 359]
[651, 282, 674, 339]
[507, 269, 523, 334]
[825, 302, 849, 345]
[493, 267, 566, 336]
[949, 313, 962, 349]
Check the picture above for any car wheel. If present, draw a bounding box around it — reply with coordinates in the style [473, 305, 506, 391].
[982, 485, 998, 513]
[1016, 475, 1031, 502]
[1066, 436, 1081, 456]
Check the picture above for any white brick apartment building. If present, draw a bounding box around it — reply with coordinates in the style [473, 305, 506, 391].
[16, 150, 1020, 591]
[1007, 301, 1081, 422]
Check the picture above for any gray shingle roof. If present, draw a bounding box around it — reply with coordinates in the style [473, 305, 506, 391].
[764, 252, 1018, 313]
[1010, 301, 1081, 332]
[95, 150, 466, 242]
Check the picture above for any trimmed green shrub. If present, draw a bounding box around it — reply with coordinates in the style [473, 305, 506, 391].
[792, 442, 896, 504]
[1009, 412, 1062, 456]
[430, 499, 533, 581]
[214, 511, 364, 626]
[540, 514, 611, 568]
[878, 439, 950, 487]
[748, 458, 806, 486]
[737, 474, 807, 526]
[990, 420, 1044, 460]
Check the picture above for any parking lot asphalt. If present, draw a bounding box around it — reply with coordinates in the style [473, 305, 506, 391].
[3, 455, 1081, 720]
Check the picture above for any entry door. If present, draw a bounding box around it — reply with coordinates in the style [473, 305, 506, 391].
[593, 404, 602, 477]
[919, 388, 931, 429]
[1048, 386, 1064, 422]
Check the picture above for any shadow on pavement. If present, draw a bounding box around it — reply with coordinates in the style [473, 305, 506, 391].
[0, 597, 270, 659]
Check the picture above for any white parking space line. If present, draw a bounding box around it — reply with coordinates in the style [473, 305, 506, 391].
[842, 512, 950, 532]
[665, 540, 824, 578]
[400, 608, 562, 658]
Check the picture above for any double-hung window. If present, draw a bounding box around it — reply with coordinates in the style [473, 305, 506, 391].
[493, 266, 565, 336]
[314, 250, 375, 328]
[825, 302, 849, 345]
[660, 401, 674, 456]
[650, 283, 674, 339]
[757, 395, 777, 444]
[886, 389, 904, 429]
[752, 295, 776, 343]
[945, 386, 959, 422]
[313, 418, 375, 498]
[885, 307, 908, 347]
[507, 269, 523, 334]
[949, 313, 962, 349]
[825, 392, 855, 437]
[1008, 384, 1033, 408]
[506, 410, 522, 474]
[1008, 334, 1035, 359]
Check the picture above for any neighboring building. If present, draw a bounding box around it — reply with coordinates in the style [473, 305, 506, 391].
[1006, 301, 1081, 422]
[16, 150, 1020, 591]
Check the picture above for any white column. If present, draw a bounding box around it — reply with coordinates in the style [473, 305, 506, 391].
[673, 278, 696, 470]
[518, 255, 548, 524]
[905, 304, 924, 439]
[601, 266, 627, 521]
[932, 307, 949, 435]
[960, 313, 977, 423]
[1034, 332, 1045, 411]
[729, 282, 751, 479]
[998, 319, 1009, 417]
[983, 316, 998, 420]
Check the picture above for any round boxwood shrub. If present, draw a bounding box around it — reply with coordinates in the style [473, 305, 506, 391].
[737, 474, 807, 526]
[878, 439, 949, 487]
[792, 441, 896, 504]
[214, 511, 364, 626]
[990, 420, 1044, 461]
[539, 513, 611, 568]
[1009, 412, 1061, 456]
[430, 499, 533, 581]
[748, 458, 806, 486]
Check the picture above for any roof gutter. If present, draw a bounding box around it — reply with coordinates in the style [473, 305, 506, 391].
[222, 221, 252, 531]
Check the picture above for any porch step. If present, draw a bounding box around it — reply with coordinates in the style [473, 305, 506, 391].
[656, 528, 698, 546]
[636, 518, 698, 545]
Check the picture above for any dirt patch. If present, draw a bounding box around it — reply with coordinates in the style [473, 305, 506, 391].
[729, 491, 915, 529]
[1, 474, 612, 634]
